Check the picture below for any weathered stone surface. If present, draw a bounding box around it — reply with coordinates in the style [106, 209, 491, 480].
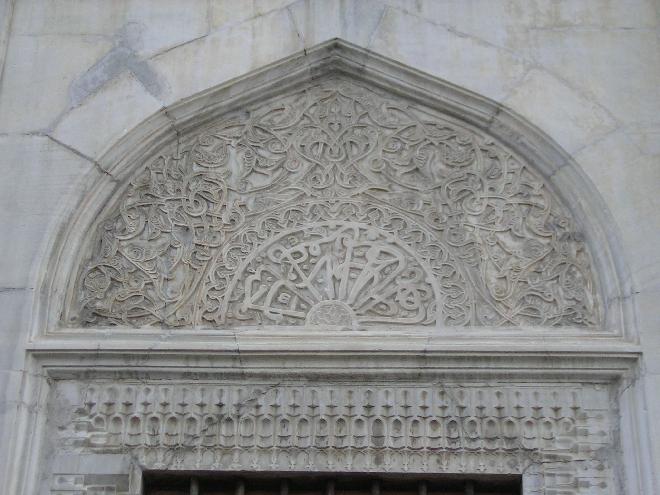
[369, 7, 531, 103]
[51, 72, 165, 161]
[0, 1, 658, 494]
[150, 8, 303, 106]
[0, 135, 97, 288]
[287, 0, 388, 50]
[71, 78, 599, 329]
[11, 0, 209, 58]
[0, 35, 113, 134]
[502, 69, 618, 154]
[42, 379, 614, 494]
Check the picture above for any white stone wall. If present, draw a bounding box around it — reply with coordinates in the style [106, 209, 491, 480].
[0, 1, 658, 493]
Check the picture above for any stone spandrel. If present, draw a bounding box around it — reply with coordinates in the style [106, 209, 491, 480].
[71, 78, 599, 329]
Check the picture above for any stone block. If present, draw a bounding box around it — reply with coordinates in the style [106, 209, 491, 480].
[0, 35, 112, 134]
[287, 0, 387, 49]
[626, 124, 660, 156]
[0, 135, 96, 289]
[525, 29, 660, 123]
[51, 72, 164, 160]
[11, 0, 209, 58]
[150, 8, 304, 106]
[383, 0, 658, 50]
[503, 68, 617, 153]
[637, 290, 660, 373]
[0, 368, 23, 472]
[369, 7, 530, 102]
[208, 0, 296, 32]
[575, 134, 660, 294]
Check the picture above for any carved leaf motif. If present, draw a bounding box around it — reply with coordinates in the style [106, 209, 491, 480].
[74, 78, 599, 328]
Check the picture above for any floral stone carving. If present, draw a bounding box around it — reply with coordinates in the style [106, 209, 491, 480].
[73, 78, 598, 328]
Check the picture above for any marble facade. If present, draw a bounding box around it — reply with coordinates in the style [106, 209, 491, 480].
[0, 2, 658, 494]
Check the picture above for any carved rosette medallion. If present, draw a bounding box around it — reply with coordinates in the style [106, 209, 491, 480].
[72, 78, 599, 328]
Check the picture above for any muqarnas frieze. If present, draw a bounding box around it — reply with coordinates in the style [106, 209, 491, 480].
[73, 77, 599, 328]
[56, 382, 614, 489]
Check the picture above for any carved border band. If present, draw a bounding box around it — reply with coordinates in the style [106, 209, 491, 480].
[50, 381, 615, 494]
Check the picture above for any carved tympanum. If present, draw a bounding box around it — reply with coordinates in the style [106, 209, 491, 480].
[73, 78, 598, 328]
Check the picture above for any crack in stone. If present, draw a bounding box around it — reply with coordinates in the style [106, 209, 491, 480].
[285, 5, 306, 55]
[150, 33, 209, 61]
[45, 135, 118, 181]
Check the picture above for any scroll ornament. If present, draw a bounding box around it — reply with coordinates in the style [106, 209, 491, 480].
[74, 79, 598, 328]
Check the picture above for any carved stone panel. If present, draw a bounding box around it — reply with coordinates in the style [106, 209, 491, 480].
[71, 77, 599, 329]
[50, 474, 129, 495]
[49, 380, 615, 494]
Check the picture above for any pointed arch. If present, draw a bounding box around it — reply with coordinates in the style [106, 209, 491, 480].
[39, 40, 632, 337]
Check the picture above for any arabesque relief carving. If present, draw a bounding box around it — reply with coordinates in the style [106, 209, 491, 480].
[73, 78, 598, 328]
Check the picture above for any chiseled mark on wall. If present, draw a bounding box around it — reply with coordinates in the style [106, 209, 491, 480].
[70, 23, 164, 104]
[57, 23, 165, 125]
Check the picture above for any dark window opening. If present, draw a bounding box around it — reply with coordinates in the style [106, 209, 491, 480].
[144, 472, 522, 495]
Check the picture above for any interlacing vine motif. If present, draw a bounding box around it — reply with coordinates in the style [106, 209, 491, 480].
[74, 78, 598, 328]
